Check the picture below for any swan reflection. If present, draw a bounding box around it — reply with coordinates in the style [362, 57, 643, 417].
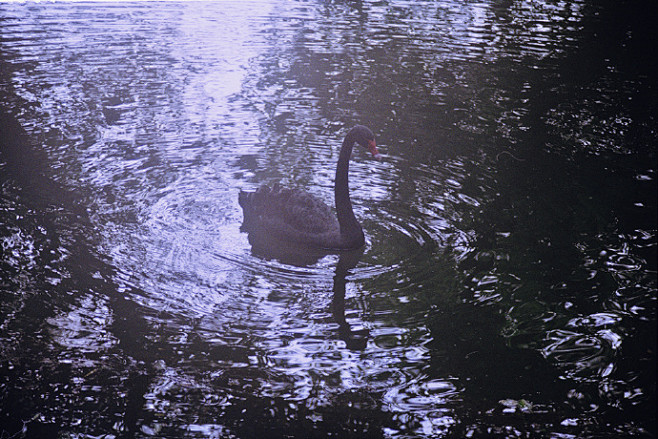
[243, 229, 369, 351]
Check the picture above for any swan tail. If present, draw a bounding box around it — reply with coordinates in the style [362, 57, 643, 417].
[239, 184, 288, 219]
[238, 189, 252, 209]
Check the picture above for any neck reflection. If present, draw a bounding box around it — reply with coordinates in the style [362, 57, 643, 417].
[332, 248, 368, 351]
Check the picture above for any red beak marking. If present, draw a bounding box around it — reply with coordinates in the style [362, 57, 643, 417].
[368, 139, 381, 160]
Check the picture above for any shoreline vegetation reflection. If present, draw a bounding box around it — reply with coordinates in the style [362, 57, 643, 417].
[0, 0, 655, 438]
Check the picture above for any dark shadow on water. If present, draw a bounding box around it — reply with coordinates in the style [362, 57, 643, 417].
[0, 108, 155, 438]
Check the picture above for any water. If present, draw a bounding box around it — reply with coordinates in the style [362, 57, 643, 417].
[0, 1, 655, 437]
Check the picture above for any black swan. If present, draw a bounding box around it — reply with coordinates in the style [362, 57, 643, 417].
[239, 125, 380, 250]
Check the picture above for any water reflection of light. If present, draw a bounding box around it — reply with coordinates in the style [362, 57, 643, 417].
[175, 1, 275, 125]
[47, 295, 117, 354]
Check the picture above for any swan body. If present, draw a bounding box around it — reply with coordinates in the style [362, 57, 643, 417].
[239, 125, 379, 250]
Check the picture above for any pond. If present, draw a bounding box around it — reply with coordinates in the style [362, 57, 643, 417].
[0, 0, 655, 437]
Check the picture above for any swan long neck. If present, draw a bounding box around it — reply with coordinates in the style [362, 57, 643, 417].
[335, 132, 363, 245]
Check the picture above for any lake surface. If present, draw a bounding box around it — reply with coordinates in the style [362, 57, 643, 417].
[0, 0, 655, 437]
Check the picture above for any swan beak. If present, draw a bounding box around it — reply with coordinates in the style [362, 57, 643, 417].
[368, 139, 381, 160]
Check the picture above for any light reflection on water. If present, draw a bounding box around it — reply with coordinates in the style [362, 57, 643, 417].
[0, 0, 655, 437]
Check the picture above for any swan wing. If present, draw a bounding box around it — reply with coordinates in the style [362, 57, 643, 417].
[239, 185, 338, 236]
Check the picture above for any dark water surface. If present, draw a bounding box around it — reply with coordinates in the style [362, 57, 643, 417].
[1, 1, 655, 437]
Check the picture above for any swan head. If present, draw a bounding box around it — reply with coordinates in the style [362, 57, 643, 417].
[351, 125, 381, 160]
